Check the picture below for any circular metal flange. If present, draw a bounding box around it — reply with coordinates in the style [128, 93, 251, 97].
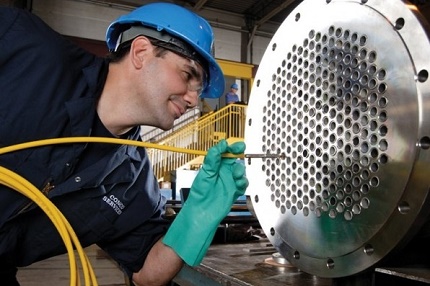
[245, 0, 430, 278]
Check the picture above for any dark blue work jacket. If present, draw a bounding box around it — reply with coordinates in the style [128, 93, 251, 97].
[0, 7, 167, 275]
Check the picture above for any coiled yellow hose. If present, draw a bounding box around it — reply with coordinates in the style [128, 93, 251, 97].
[0, 137, 223, 286]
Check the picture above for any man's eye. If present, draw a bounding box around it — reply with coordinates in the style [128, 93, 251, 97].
[182, 69, 203, 94]
[183, 71, 192, 81]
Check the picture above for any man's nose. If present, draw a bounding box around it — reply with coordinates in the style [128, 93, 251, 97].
[184, 90, 199, 108]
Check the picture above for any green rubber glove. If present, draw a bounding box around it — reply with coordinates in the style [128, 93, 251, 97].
[163, 139, 248, 266]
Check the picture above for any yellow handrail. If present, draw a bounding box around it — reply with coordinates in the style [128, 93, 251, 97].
[146, 104, 247, 180]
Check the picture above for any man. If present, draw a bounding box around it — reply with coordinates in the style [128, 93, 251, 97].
[225, 83, 240, 104]
[224, 83, 242, 137]
[0, 3, 248, 286]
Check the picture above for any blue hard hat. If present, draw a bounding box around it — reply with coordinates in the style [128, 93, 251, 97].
[106, 2, 225, 98]
[231, 83, 239, 89]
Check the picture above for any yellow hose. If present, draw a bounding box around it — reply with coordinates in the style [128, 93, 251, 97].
[0, 137, 208, 156]
[0, 136, 242, 286]
[0, 167, 92, 285]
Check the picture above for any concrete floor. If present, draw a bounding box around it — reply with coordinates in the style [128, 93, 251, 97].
[16, 245, 128, 286]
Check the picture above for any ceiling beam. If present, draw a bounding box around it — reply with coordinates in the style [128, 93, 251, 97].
[247, 0, 296, 57]
[193, 0, 208, 11]
[256, 0, 295, 26]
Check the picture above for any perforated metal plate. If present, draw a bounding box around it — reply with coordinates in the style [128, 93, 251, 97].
[245, 0, 430, 278]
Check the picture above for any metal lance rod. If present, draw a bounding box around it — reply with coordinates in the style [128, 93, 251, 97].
[244, 153, 286, 159]
[244, 153, 286, 164]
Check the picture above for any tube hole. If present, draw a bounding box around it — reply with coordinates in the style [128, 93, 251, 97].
[419, 136, 430, 150]
[398, 201, 410, 214]
[327, 258, 335, 269]
[270, 227, 275, 236]
[364, 244, 374, 255]
[418, 70, 429, 82]
[395, 18, 405, 30]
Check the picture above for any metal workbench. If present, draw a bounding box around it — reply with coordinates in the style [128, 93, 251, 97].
[173, 240, 332, 286]
[172, 239, 430, 286]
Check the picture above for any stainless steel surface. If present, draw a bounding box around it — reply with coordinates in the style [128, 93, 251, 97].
[245, 0, 430, 278]
[272, 252, 290, 265]
[174, 240, 333, 286]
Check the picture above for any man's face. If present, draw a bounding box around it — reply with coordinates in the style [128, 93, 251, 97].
[136, 48, 205, 130]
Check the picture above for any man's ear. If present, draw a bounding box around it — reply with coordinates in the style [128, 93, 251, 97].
[130, 36, 153, 69]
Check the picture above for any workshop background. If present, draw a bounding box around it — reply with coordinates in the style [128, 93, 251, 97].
[2, 0, 430, 285]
